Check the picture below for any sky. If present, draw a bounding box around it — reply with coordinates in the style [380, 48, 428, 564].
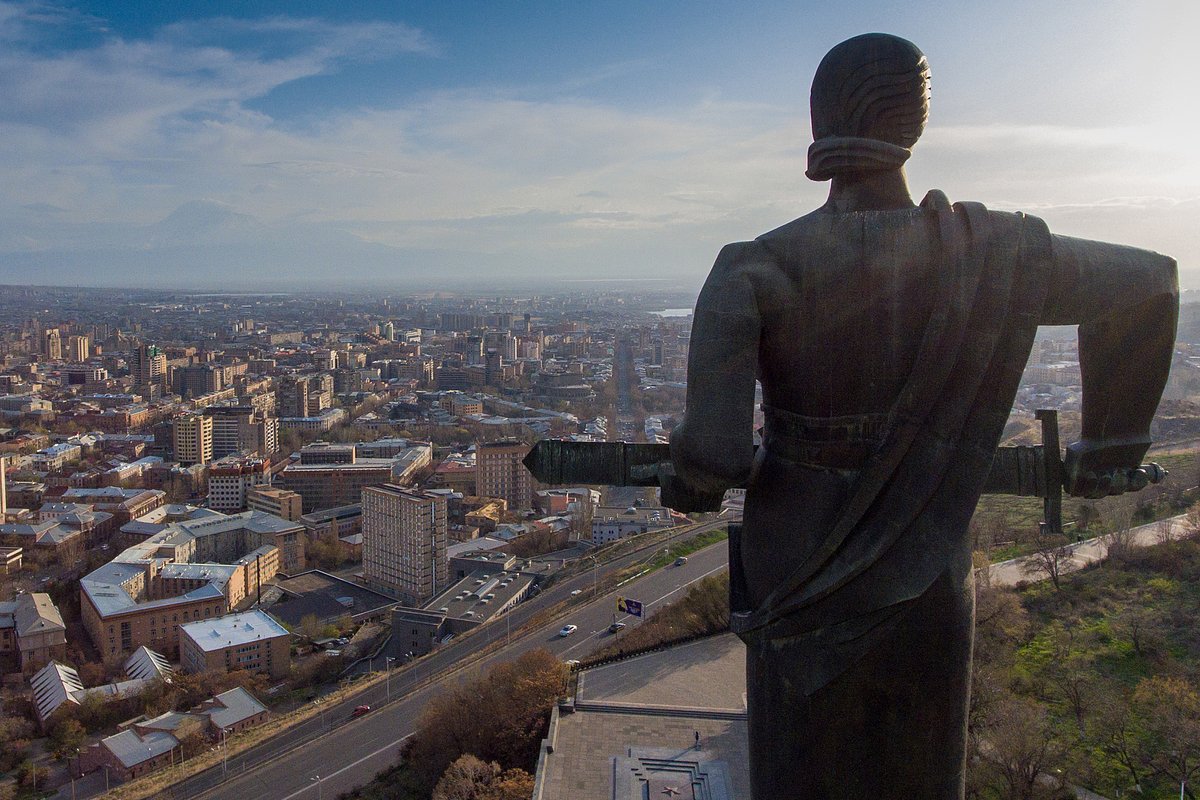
[0, 0, 1197, 292]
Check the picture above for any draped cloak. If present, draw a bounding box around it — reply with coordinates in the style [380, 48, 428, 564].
[728, 192, 1053, 695]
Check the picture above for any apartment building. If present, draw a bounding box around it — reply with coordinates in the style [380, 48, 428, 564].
[476, 440, 534, 511]
[173, 413, 213, 465]
[179, 610, 290, 679]
[362, 484, 448, 605]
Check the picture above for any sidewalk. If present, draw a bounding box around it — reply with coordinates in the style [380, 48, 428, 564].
[987, 512, 1189, 586]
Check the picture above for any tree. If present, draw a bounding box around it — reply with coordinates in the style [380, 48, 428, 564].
[1020, 527, 1072, 590]
[77, 660, 107, 687]
[16, 760, 49, 791]
[1101, 494, 1140, 563]
[1027, 621, 1097, 738]
[482, 768, 535, 800]
[1088, 684, 1146, 798]
[1130, 675, 1200, 797]
[48, 718, 86, 761]
[299, 614, 326, 640]
[1155, 515, 1177, 547]
[973, 694, 1070, 800]
[0, 716, 34, 773]
[433, 754, 497, 800]
[403, 649, 566, 793]
[432, 755, 536, 800]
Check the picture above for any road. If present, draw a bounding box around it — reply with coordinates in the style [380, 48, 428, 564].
[153, 523, 731, 800]
[988, 512, 1188, 586]
[90, 503, 1184, 800]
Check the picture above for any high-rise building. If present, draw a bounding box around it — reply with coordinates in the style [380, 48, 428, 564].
[246, 486, 302, 521]
[175, 364, 226, 398]
[1, 454, 7, 518]
[65, 334, 89, 363]
[173, 413, 213, 465]
[362, 484, 448, 605]
[476, 440, 534, 511]
[277, 375, 309, 418]
[42, 329, 62, 361]
[203, 405, 278, 458]
[485, 350, 503, 385]
[130, 344, 167, 390]
[207, 456, 272, 512]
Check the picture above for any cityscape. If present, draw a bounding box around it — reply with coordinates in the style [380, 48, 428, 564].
[0, 284, 1198, 800]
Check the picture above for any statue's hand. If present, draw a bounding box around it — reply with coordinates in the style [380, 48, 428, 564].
[660, 469, 725, 513]
[1064, 438, 1163, 499]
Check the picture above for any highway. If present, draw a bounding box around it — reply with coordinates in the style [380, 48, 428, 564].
[157, 523, 731, 800]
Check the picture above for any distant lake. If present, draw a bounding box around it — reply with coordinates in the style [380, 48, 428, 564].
[655, 308, 693, 317]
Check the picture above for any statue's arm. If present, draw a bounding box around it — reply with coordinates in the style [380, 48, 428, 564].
[667, 242, 763, 506]
[1041, 233, 1179, 497]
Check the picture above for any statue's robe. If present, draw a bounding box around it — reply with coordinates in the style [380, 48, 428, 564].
[670, 191, 1177, 799]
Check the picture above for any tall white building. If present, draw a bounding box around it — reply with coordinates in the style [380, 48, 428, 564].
[207, 456, 272, 512]
[362, 484, 448, 605]
[173, 414, 213, 465]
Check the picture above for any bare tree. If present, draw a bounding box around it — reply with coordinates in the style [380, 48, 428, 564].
[1020, 527, 1073, 590]
[1131, 675, 1200, 798]
[1154, 515, 1177, 547]
[1101, 493, 1140, 563]
[974, 693, 1070, 800]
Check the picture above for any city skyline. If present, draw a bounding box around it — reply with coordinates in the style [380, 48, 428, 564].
[0, 1, 1196, 290]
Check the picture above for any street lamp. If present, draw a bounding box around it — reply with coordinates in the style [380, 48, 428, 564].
[311, 774, 323, 800]
[588, 553, 598, 596]
[221, 728, 228, 778]
[385, 656, 396, 700]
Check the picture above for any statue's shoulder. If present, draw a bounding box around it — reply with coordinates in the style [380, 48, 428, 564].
[922, 190, 1049, 239]
[755, 207, 829, 248]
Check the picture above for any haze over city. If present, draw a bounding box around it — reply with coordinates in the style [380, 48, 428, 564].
[0, 0, 1196, 291]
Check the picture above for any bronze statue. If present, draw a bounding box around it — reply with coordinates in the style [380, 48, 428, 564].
[666, 33, 1178, 799]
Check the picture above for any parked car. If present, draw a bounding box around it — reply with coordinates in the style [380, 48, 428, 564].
[558, 624, 578, 637]
[351, 704, 371, 718]
[608, 622, 627, 634]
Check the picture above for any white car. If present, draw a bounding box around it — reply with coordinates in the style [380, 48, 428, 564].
[570, 589, 583, 596]
[558, 624, 578, 637]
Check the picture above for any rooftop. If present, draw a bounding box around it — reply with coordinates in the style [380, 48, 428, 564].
[82, 509, 294, 618]
[424, 567, 535, 625]
[180, 610, 289, 652]
[203, 686, 268, 730]
[102, 728, 178, 768]
[265, 570, 398, 627]
[534, 635, 749, 800]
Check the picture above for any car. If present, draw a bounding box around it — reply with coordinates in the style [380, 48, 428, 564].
[325, 649, 342, 657]
[558, 624, 578, 637]
[564, 659, 581, 668]
[607, 622, 627, 634]
[351, 704, 371, 718]
[674, 556, 688, 566]
[570, 589, 583, 597]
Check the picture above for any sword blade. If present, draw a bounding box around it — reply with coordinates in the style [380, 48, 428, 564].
[523, 440, 670, 486]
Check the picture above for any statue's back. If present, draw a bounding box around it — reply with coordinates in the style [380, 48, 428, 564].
[754, 205, 943, 418]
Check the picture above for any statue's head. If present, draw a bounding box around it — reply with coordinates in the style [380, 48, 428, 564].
[807, 33, 930, 182]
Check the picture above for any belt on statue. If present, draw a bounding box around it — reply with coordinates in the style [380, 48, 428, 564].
[761, 405, 888, 469]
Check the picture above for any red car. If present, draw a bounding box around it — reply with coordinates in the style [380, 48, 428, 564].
[351, 705, 371, 718]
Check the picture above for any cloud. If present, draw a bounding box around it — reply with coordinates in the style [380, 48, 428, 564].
[0, 5, 1195, 290]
